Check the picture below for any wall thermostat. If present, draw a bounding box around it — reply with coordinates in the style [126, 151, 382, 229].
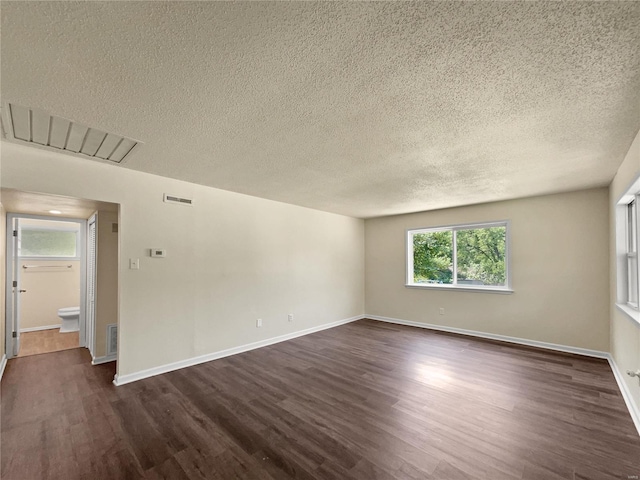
[150, 248, 166, 258]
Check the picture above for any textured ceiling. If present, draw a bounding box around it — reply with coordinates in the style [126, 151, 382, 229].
[1, 2, 639, 218]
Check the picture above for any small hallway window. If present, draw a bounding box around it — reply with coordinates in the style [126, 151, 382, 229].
[19, 222, 80, 259]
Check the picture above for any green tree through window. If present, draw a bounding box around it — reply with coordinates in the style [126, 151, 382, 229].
[409, 223, 508, 289]
[413, 231, 453, 284]
[457, 227, 506, 286]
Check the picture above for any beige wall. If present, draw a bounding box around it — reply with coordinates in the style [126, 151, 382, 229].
[610, 129, 640, 413]
[19, 260, 80, 330]
[94, 211, 119, 358]
[1, 142, 365, 377]
[366, 188, 610, 351]
[0, 203, 5, 361]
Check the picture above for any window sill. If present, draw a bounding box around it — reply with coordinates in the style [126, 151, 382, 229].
[615, 303, 640, 327]
[405, 284, 514, 294]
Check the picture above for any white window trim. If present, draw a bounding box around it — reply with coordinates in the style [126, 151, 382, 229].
[615, 174, 640, 326]
[406, 220, 512, 294]
[617, 303, 639, 324]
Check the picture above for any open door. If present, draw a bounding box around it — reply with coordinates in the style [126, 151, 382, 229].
[5, 216, 23, 357]
[4, 213, 88, 359]
[12, 218, 22, 356]
[86, 214, 97, 357]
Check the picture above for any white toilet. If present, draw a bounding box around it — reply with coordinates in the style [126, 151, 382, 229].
[58, 307, 80, 333]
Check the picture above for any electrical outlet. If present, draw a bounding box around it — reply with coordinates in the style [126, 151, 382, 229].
[288, 314, 294, 322]
[256, 318, 262, 328]
[439, 307, 445, 315]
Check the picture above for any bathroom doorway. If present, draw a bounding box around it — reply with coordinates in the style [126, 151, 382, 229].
[2, 188, 120, 366]
[6, 214, 87, 357]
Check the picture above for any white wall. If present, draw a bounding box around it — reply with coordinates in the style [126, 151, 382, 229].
[610, 129, 640, 414]
[365, 188, 610, 352]
[1, 142, 365, 377]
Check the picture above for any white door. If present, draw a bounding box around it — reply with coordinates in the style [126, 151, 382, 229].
[86, 215, 97, 357]
[9, 218, 22, 356]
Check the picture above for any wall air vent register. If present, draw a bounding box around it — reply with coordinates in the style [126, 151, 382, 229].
[1, 103, 141, 163]
[163, 194, 194, 206]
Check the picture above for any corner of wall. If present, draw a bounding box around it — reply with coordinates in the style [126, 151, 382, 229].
[608, 128, 640, 428]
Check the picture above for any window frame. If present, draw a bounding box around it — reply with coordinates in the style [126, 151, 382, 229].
[615, 175, 640, 326]
[406, 220, 512, 294]
[625, 197, 639, 310]
[18, 224, 81, 261]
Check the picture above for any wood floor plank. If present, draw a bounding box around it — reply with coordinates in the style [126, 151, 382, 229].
[173, 447, 224, 480]
[111, 396, 176, 471]
[2, 319, 640, 479]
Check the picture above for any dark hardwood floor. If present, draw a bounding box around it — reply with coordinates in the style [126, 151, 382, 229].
[2, 319, 639, 479]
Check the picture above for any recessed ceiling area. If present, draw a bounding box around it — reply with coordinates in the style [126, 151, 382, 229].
[1, 2, 639, 218]
[1, 188, 118, 219]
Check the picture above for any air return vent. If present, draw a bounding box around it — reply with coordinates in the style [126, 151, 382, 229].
[163, 194, 194, 206]
[1, 103, 141, 163]
[107, 324, 118, 356]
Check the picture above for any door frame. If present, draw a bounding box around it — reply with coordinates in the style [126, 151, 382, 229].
[86, 213, 97, 358]
[4, 213, 88, 358]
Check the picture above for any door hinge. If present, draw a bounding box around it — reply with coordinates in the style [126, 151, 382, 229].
[12, 281, 17, 288]
[12, 331, 17, 338]
[13, 230, 17, 237]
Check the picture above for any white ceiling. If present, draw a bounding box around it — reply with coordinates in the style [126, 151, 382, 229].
[1, 2, 638, 218]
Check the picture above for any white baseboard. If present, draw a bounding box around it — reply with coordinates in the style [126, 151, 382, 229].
[366, 314, 609, 359]
[92, 354, 116, 365]
[606, 353, 640, 436]
[113, 314, 365, 386]
[0, 354, 6, 382]
[20, 324, 61, 333]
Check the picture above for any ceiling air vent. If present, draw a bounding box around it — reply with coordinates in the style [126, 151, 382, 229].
[1, 103, 141, 163]
[163, 194, 194, 206]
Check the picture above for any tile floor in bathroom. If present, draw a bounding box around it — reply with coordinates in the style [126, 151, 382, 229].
[16, 329, 79, 357]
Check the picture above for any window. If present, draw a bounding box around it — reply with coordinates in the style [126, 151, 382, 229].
[626, 199, 638, 309]
[19, 228, 79, 258]
[616, 176, 640, 325]
[407, 221, 510, 292]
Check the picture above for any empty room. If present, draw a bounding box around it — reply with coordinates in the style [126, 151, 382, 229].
[1, 2, 639, 479]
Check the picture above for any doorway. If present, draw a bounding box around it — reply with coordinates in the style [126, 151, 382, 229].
[5, 214, 89, 357]
[1, 188, 120, 370]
